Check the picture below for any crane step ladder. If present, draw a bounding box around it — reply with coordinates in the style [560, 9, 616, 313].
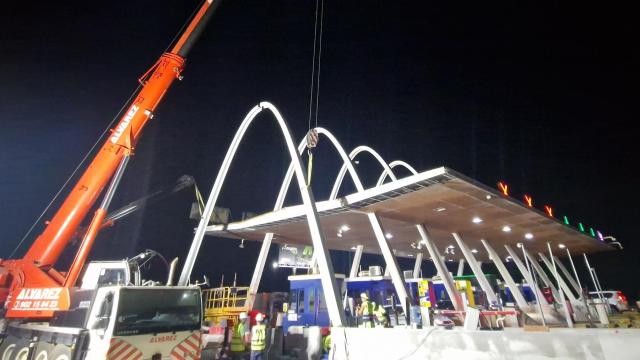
[203, 286, 250, 326]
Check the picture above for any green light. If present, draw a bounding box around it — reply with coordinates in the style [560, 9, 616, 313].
[590, 228, 596, 237]
[578, 222, 585, 232]
[563, 216, 570, 225]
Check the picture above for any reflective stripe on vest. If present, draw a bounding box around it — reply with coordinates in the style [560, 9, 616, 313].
[230, 322, 246, 352]
[251, 324, 266, 351]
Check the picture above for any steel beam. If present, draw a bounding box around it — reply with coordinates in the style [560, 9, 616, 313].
[539, 253, 578, 303]
[246, 233, 273, 309]
[482, 240, 528, 310]
[453, 233, 499, 307]
[369, 213, 412, 315]
[456, 259, 465, 277]
[553, 256, 581, 299]
[523, 248, 560, 302]
[417, 225, 463, 311]
[504, 245, 548, 305]
[412, 252, 423, 279]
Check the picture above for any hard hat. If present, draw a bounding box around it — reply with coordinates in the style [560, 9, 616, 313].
[321, 327, 330, 336]
[360, 292, 368, 300]
[255, 313, 264, 322]
[239, 312, 248, 320]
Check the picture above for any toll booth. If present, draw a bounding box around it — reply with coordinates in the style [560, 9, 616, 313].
[283, 274, 345, 332]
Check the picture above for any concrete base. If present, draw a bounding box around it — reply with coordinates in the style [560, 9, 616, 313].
[331, 326, 640, 360]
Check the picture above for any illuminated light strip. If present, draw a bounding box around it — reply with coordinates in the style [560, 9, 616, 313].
[544, 205, 553, 217]
[498, 181, 509, 196]
[524, 194, 533, 208]
[563, 216, 570, 225]
[597, 230, 604, 241]
[578, 222, 585, 232]
[590, 228, 596, 237]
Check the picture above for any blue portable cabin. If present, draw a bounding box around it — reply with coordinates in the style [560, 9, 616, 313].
[283, 274, 345, 332]
[503, 284, 537, 304]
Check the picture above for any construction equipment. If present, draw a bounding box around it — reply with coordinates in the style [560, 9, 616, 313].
[0, 0, 221, 358]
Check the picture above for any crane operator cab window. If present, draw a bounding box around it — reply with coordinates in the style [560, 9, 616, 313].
[97, 269, 127, 287]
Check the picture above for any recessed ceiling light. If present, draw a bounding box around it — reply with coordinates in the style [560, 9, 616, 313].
[502, 226, 512, 233]
[486, 195, 492, 200]
[350, 246, 357, 250]
[471, 249, 478, 254]
[341, 225, 350, 232]
[472, 217, 483, 224]
[505, 256, 512, 262]
[524, 233, 534, 240]
[558, 244, 566, 249]
[434, 207, 447, 212]
[408, 254, 414, 257]
[337, 232, 343, 238]
[385, 233, 393, 239]
[272, 261, 278, 269]
[447, 259, 453, 262]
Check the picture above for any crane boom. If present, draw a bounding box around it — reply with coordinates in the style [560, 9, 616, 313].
[0, 0, 220, 318]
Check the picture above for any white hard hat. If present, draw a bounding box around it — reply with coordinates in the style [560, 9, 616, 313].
[360, 292, 368, 300]
[239, 312, 248, 320]
[255, 313, 264, 322]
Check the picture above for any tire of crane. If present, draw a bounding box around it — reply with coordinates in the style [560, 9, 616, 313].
[33, 342, 55, 360]
[0, 335, 17, 360]
[48, 345, 71, 360]
[6, 338, 30, 360]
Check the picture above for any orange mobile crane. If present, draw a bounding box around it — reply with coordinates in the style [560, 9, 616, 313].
[0, 1, 221, 359]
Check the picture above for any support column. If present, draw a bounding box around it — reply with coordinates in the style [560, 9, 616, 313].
[349, 245, 364, 278]
[504, 245, 548, 305]
[456, 259, 465, 277]
[482, 240, 528, 310]
[417, 224, 463, 311]
[453, 233, 499, 307]
[523, 248, 560, 301]
[412, 253, 423, 279]
[368, 213, 412, 315]
[539, 253, 578, 303]
[553, 256, 581, 299]
[246, 233, 273, 309]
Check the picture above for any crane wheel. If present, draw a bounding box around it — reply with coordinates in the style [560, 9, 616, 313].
[33, 343, 55, 360]
[0, 335, 18, 360]
[48, 345, 71, 360]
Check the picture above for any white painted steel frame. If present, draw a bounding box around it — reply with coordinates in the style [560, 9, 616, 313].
[453, 233, 499, 306]
[482, 240, 528, 310]
[412, 252, 423, 278]
[178, 103, 345, 325]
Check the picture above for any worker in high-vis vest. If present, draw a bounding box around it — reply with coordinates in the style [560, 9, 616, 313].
[321, 327, 331, 354]
[374, 302, 389, 328]
[250, 313, 267, 360]
[357, 292, 375, 328]
[230, 312, 250, 360]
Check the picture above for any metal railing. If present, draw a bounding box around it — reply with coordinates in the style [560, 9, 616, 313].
[203, 286, 249, 325]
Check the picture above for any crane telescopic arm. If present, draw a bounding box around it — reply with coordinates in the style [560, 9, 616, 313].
[0, 0, 221, 314]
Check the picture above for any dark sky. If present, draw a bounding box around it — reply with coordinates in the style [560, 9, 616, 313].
[1, 1, 637, 299]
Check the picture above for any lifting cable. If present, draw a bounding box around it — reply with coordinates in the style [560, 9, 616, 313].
[306, 0, 325, 187]
[9, 4, 202, 258]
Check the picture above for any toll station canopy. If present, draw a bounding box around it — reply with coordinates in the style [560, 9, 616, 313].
[204, 167, 614, 261]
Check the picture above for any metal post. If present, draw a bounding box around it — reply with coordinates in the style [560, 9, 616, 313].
[412, 252, 423, 279]
[546, 243, 573, 327]
[456, 259, 465, 277]
[539, 253, 579, 303]
[566, 248, 584, 298]
[453, 233, 499, 307]
[349, 245, 364, 279]
[583, 253, 607, 314]
[482, 240, 528, 310]
[523, 248, 561, 301]
[508, 244, 547, 326]
[368, 213, 412, 316]
[552, 256, 581, 299]
[417, 225, 463, 311]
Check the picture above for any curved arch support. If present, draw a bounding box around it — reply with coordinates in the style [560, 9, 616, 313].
[376, 160, 419, 186]
[178, 102, 345, 326]
[329, 145, 396, 200]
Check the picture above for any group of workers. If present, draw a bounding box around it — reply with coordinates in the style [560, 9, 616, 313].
[355, 292, 389, 328]
[228, 312, 267, 360]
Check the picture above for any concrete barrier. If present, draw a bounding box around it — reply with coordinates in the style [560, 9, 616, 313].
[330, 326, 640, 359]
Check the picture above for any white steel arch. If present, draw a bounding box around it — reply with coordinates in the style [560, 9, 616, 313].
[376, 160, 419, 185]
[177, 102, 345, 326]
[329, 145, 397, 200]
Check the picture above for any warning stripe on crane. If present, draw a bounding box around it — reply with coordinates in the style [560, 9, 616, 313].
[170, 332, 201, 360]
[107, 338, 142, 360]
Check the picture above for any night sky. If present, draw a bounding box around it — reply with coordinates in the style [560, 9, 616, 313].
[1, 1, 637, 300]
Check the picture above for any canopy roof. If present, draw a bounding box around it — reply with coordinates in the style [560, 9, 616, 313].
[205, 167, 614, 261]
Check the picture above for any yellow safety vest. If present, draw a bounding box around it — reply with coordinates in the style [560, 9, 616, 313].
[361, 300, 375, 321]
[230, 322, 246, 352]
[323, 334, 331, 353]
[251, 324, 266, 351]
